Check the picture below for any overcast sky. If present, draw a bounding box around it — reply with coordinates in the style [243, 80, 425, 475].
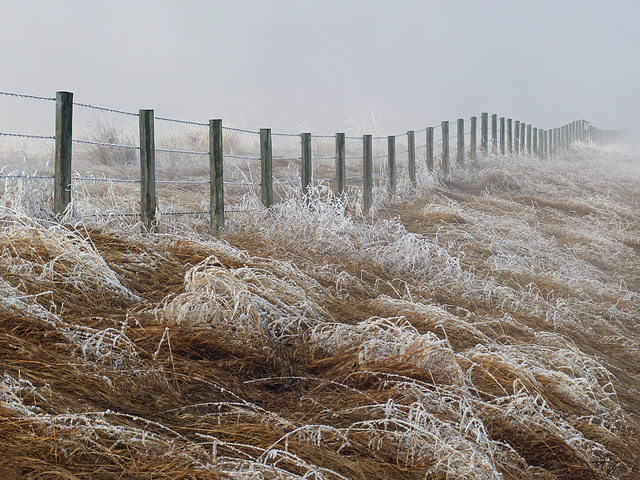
[1, 0, 639, 136]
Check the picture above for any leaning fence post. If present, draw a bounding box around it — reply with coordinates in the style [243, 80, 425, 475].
[260, 128, 273, 208]
[363, 134, 373, 213]
[335, 132, 346, 196]
[209, 119, 224, 235]
[470, 116, 477, 161]
[54, 91, 73, 217]
[139, 109, 157, 234]
[481, 112, 488, 153]
[301, 132, 312, 202]
[457, 118, 465, 169]
[426, 127, 434, 172]
[441, 121, 450, 176]
[407, 130, 416, 188]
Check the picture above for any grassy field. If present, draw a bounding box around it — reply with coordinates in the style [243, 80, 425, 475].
[0, 138, 639, 479]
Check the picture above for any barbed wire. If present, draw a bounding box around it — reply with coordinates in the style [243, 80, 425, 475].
[0, 131, 55, 140]
[160, 210, 210, 216]
[74, 101, 139, 117]
[271, 131, 301, 138]
[156, 147, 207, 156]
[155, 116, 207, 127]
[72, 176, 140, 184]
[157, 179, 209, 185]
[0, 91, 55, 102]
[225, 153, 260, 160]
[72, 138, 139, 149]
[223, 126, 260, 135]
[0, 174, 54, 180]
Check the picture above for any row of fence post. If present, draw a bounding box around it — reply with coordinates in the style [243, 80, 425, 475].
[51, 92, 619, 235]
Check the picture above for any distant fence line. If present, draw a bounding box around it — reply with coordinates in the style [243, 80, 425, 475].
[0, 90, 625, 235]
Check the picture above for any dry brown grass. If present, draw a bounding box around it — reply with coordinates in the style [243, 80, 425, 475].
[1, 142, 640, 478]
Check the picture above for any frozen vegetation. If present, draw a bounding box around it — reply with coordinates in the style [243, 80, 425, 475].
[0, 134, 639, 479]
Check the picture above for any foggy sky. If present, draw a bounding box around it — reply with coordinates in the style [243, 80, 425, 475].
[2, 0, 639, 136]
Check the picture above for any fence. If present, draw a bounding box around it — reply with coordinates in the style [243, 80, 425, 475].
[0, 90, 625, 235]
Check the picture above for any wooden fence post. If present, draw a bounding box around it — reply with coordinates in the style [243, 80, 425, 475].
[481, 112, 488, 153]
[491, 114, 497, 154]
[520, 123, 526, 154]
[500, 117, 505, 155]
[470, 116, 477, 161]
[301, 132, 312, 201]
[457, 118, 465, 169]
[514, 121, 520, 153]
[335, 132, 346, 196]
[426, 127, 434, 172]
[441, 121, 450, 176]
[54, 91, 73, 217]
[533, 127, 538, 157]
[260, 128, 273, 208]
[538, 128, 544, 159]
[507, 119, 513, 153]
[407, 130, 416, 188]
[209, 119, 224, 235]
[387, 135, 396, 195]
[363, 134, 373, 213]
[526, 124, 532, 155]
[139, 109, 156, 234]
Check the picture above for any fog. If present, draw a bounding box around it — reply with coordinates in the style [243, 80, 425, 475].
[1, 0, 639, 136]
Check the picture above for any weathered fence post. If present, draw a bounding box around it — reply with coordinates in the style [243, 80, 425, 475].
[500, 117, 505, 155]
[470, 116, 477, 161]
[533, 127, 538, 157]
[54, 91, 73, 217]
[387, 135, 396, 195]
[209, 119, 224, 235]
[335, 132, 346, 196]
[514, 121, 520, 153]
[527, 124, 532, 155]
[520, 123, 526, 154]
[363, 134, 373, 213]
[441, 121, 450, 176]
[407, 130, 416, 188]
[481, 112, 488, 153]
[457, 118, 465, 169]
[426, 127, 434, 172]
[301, 132, 312, 201]
[507, 118, 513, 153]
[491, 114, 497, 154]
[538, 128, 544, 159]
[260, 128, 273, 208]
[139, 109, 156, 234]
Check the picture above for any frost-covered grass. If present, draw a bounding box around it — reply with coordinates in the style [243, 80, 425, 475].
[0, 141, 639, 479]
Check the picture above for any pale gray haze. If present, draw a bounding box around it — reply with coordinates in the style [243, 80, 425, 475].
[1, 0, 639, 136]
